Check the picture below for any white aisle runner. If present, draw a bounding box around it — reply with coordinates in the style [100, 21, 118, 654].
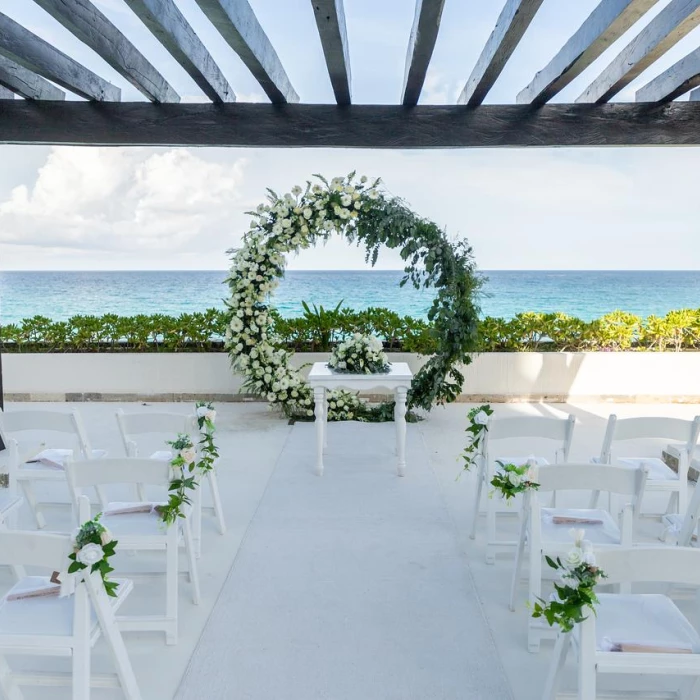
[176, 421, 512, 700]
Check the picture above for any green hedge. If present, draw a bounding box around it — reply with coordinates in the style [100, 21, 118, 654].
[1, 307, 699, 353]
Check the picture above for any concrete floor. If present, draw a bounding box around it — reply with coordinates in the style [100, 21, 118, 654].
[1, 400, 699, 699]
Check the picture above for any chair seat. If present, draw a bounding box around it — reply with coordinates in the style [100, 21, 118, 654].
[541, 508, 621, 545]
[19, 449, 108, 474]
[594, 594, 700, 654]
[102, 502, 169, 537]
[0, 575, 131, 640]
[617, 457, 678, 482]
[150, 451, 173, 462]
[0, 493, 23, 518]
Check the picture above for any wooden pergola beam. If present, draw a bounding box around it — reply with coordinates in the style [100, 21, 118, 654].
[402, 0, 446, 106]
[1, 101, 699, 148]
[636, 46, 700, 102]
[310, 0, 351, 105]
[577, 0, 700, 104]
[0, 55, 66, 100]
[33, 0, 177, 103]
[0, 12, 120, 101]
[518, 0, 659, 105]
[0, 85, 14, 99]
[123, 0, 235, 103]
[458, 0, 544, 106]
[194, 0, 299, 104]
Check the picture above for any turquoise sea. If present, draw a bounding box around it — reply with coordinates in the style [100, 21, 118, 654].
[1, 270, 699, 325]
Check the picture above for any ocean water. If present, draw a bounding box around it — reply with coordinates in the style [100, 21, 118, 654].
[1, 270, 699, 325]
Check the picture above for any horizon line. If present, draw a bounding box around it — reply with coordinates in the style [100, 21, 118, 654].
[2, 268, 700, 273]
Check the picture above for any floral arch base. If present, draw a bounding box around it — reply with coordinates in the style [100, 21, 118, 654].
[224, 173, 482, 422]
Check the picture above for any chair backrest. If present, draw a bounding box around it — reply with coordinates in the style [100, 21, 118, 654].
[599, 415, 700, 462]
[593, 546, 700, 587]
[535, 463, 647, 498]
[677, 483, 700, 547]
[65, 457, 171, 491]
[116, 409, 195, 457]
[0, 408, 94, 458]
[0, 529, 71, 570]
[483, 414, 576, 462]
[3, 438, 20, 493]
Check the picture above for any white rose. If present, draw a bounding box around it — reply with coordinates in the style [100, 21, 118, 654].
[582, 549, 596, 566]
[100, 529, 114, 546]
[566, 547, 583, 567]
[507, 471, 523, 487]
[180, 447, 196, 465]
[205, 409, 216, 423]
[341, 194, 352, 206]
[196, 405, 208, 418]
[473, 410, 489, 425]
[76, 543, 105, 566]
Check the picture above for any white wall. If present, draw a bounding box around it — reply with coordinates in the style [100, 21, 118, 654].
[3, 352, 700, 402]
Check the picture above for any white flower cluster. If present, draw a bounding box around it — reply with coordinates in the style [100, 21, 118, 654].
[328, 333, 390, 374]
[564, 528, 596, 569]
[327, 389, 360, 421]
[224, 174, 382, 420]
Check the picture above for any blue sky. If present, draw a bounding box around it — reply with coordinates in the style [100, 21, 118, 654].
[0, 0, 699, 270]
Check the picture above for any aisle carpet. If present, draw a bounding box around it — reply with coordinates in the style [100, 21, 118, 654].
[175, 421, 512, 700]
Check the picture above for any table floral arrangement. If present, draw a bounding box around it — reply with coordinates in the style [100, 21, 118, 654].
[531, 529, 606, 632]
[327, 333, 390, 375]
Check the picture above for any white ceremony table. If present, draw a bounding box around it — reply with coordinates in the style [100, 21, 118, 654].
[307, 362, 413, 477]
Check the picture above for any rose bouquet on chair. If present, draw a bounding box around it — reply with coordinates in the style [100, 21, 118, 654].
[68, 514, 119, 597]
[490, 460, 539, 501]
[327, 334, 390, 375]
[462, 404, 493, 472]
[531, 529, 607, 632]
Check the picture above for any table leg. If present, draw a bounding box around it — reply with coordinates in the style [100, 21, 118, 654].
[314, 387, 325, 476]
[395, 387, 407, 477]
[323, 395, 329, 451]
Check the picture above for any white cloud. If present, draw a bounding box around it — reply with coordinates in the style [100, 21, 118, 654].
[0, 147, 247, 253]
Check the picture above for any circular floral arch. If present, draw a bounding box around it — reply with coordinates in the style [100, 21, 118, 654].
[224, 173, 482, 421]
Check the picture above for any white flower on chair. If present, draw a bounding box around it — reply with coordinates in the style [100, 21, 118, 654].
[179, 447, 196, 465]
[473, 410, 489, 426]
[76, 543, 105, 567]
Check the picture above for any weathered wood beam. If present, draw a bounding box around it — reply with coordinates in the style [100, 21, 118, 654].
[517, 0, 660, 105]
[1, 101, 699, 148]
[402, 0, 446, 106]
[0, 85, 14, 98]
[310, 0, 351, 105]
[0, 12, 120, 101]
[458, 0, 544, 106]
[123, 0, 234, 103]
[636, 46, 700, 102]
[0, 55, 66, 100]
[578, 0, 700, 104]
[32, 0, 178, 103]
[194, 0, 298, 103]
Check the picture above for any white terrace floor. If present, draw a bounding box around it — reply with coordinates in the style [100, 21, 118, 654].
[2, 400, 700, 700]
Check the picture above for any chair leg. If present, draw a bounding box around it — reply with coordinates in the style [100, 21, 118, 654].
[193, 485, 202, 559]
[0, 520, 27, 581]
[165, 529, 179, 645]
[528, 546, 543, 653]
[183, 519, 201, 606]
[72, 593, 91, 700]
[542, 631, 570, 700]
[19, 480, 46, 529]
[0, 654, 23, 700]
[485, 495, 497, 565]
[509, 514, 527, 612]
[208, 471, 227, 536]
[469, 461, 485, 540]
[578, 619, 597, 700]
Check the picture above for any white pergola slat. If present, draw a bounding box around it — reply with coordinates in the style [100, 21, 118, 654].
[0, 11, 120, 101]
[636, 46, 700, 102]
[194, 0, 299, 104]
[458, 0, 544, 106]
[33, 0, 178, 103]
[310, 0, 351, 105]
[402, 0, 446, 106]
[517, 0, 660, 105]
[577, 0, 700, 104]
[123, 0, 235, 103]
[0, 54, 66, 100]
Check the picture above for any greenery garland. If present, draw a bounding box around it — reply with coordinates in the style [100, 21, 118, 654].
[195, 401, 218, 475]
[224, 173, 482, 421]
[159, 434, 198, 525]
[462, 404, 493, 471]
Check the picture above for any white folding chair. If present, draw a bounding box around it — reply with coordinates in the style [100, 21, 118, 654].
[662, 483, 700, 547]
[116, 409, 226, 558]
[543, 547, 700, 700]
[64, 457, 200, 645]
[469, 413, 576, 564]
[0, 439, 26, 581]
[511, 462, 647, 652]
[0, 409, 107, 529]
[0, 502, 141, 700]
[593, 415, 700, 517]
